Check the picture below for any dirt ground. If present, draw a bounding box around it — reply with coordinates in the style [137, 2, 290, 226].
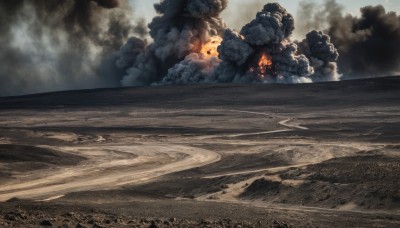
[0, 76, 399, 227]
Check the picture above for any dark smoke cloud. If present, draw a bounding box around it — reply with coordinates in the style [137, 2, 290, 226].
[214, 3, 336, 84]
[241, 3, 295, 46]
[116, 37, 147, 70]
[296, 0, 400, 78]
[121, 0, 228, 86]
[298, 30, 339, 81]
[3, 0, 397, 96]
[95, 0, 120, 8]
[218, 29, 254, 66]
[2, 0, 346, 96]
[330, 5, 400, 78]
[125, 2, 338, 86]
[0, 0, 146, 96]
[162, 53, 221, 85]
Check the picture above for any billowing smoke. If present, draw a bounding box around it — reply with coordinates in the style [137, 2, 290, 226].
[0, 0, 145, 96]
[2, 0, 398, 96]
[213, 3, 336, 84]
[121, 1, 339, 87]
[298, 31, 339, 81]
[296, 0, 400, 78]
[120, 0, 228, 86]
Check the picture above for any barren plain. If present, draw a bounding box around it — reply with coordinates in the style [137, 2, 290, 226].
[0, 77, 399, 227]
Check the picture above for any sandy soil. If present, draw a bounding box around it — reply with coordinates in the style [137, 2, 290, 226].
[0, 76, 399, 227]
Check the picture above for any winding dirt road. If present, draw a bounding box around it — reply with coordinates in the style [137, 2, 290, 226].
[0, 144, 221, 201]
[230, 111, 309, 138]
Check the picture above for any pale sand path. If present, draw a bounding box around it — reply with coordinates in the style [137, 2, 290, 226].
[0, 144, 221, 201]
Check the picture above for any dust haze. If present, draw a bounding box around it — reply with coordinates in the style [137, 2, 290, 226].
[0, 0, 146, 96]
[1, 0, 399, 96]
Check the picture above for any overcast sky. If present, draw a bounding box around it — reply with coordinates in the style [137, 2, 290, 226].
[128, 0, 400, 29]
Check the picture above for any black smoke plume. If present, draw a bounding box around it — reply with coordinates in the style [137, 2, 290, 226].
[2, 0, 398, 96]
[2, 0, 347, 96]
[296, 0, 400, 78]
[0, 0, 145, 96]
[120, 0, 228, 86]
[121, 1, 339, 86]
[214, 3, 336, 84]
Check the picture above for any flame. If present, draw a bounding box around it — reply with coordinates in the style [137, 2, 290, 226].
[248, 52, 274, 79]
[200, 36, 222, 58]
[258, 52, 273, 76]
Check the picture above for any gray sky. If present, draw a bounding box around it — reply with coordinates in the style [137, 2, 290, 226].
[129, 0, 400, 28]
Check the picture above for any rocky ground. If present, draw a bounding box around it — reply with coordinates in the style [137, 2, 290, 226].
[0, 77, 399, 227]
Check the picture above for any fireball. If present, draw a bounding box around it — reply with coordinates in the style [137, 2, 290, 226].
[200, 36, 223, 58]
[258, 52, 273, 76]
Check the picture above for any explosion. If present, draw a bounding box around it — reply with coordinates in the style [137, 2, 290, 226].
[200, 36, 223, 59]
[253, 52, 274, 79]
[1, 0, 351, 96]
[120, 1, 339, 86]
[1, 0, 399, 96]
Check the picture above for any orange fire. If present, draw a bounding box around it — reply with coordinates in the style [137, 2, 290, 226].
[258, 52, 273, 76]
[200, 36, 222, 58]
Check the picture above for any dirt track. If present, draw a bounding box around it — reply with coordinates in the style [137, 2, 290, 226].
[0, 144, 220, 201]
